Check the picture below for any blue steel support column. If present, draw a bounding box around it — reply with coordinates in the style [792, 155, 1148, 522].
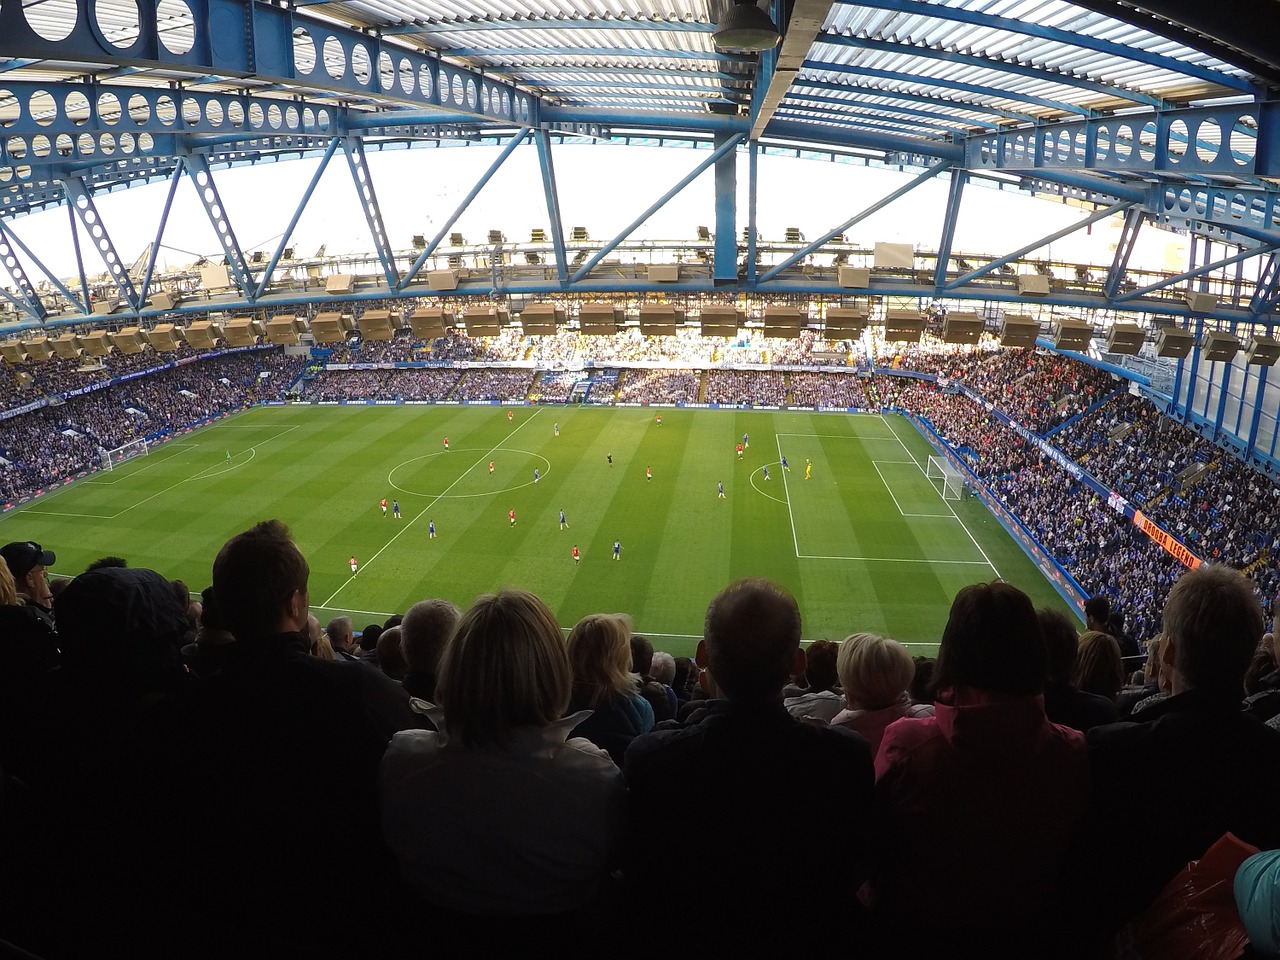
[257, 137, 341, 299]
[1212, 321, 1236, 439]
[1251, 252, 1280, 316]
[748, 140, 759, 285]
[1255, 367, 1279, 460]
[180, 154, 256, 301]
[60, 176, 140, 312]
[763, 161, 953, 283]
[934, 171, 966, 289]
[139, 167, 184, 305]
[342, 137, 399, 290]
[1104, 208, 1143, 299]
[1172, 315, 1201, 421]
[534, 130, 568, 285]
[0, 222, 47, 320]
[713, 130, 737, 284]
[572, 134, 743, 283]
[69, 203, 90, 313]
[1234, 362, 1251, 438]
[400, 129, 529, 290]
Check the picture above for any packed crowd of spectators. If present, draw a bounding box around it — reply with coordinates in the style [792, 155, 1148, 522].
[616, 370, 700, 404]
[4, 522, 1279, 959]
[788, 371, 871, 408]
[0, 349, 305, 503]
[450, 369, 536, 402]
[704, 369, 788, 405]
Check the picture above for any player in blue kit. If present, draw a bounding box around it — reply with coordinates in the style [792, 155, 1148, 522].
[762, 466, 770, 481]
[534, 468, 540, 484]
[743, 432, 749, 448]
[392, 500, 400, 518]
[781, 455, 790, 471]
[428, 520, 436, 539]
[613, 540, 621, 560]
[718, 481, 725, 499]
[559, 509, 568, 530]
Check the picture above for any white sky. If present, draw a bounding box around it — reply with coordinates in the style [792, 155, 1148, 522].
[3, 142, 1188, 283]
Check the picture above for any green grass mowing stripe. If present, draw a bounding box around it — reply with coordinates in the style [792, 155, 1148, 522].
[0, 405, 1077, 653]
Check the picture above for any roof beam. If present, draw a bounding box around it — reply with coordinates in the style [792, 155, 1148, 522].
[441, 47, 752, 64]
[836, 0, 1258, 94]
[795, 78, 1041, 124]
[383, 17, 714, 36]
[814, 34, 1163, 107]
[751, 0, 836, 139]
[801, 60, 1093, 118]
[785, 92, 1002, 132]
[0, 0, 544, 127]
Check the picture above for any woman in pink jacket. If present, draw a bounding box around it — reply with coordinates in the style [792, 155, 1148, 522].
[872, 581, 1090, 957]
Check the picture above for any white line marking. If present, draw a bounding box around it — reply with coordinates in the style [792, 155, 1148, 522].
[798, 554, 995, 564]
[881, 413, 1000, 577]
[321, 409, 544, 608]
[86, 444, 197, 485]
[21, 509, 116, 519]
[776, 434, 801, 558]
[749, 463, 788, 504]
[776, 432, 901, 441]
[871, 460, 956, 519]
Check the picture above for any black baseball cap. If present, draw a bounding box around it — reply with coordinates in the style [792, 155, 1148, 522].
[1, 541, 56, 580]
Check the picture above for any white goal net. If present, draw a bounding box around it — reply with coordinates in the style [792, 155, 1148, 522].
[926, 454, 966, 501]
[102, 439, 149, 471]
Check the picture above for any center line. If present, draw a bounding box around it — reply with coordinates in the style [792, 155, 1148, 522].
[320, 409, 544, 607]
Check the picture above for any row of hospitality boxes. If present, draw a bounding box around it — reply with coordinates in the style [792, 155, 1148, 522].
[5, 309, 1166, 364]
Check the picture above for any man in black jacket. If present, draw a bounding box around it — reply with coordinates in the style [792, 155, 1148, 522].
[1063, 564, 1280, 951]
[623, 578, 876, 953]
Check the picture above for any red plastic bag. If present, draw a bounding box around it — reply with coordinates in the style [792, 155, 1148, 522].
[1116, 832, 1259, 960]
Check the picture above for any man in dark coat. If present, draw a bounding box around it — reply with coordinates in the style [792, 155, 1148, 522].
[623, 578, 876, 954]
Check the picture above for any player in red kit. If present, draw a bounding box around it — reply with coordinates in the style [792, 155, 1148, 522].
[509, 508, 516, 526]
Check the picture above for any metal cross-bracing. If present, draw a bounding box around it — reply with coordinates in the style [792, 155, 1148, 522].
[342, 137, 398, 289]
[180, 153, 254, 299]
[61, 174, 140, 311]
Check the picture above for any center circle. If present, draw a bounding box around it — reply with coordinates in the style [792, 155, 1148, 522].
[388, 447, 552, 498]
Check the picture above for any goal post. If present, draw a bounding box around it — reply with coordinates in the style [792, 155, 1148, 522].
[102, 438, 149, 471]
[926, 454, 966, 501]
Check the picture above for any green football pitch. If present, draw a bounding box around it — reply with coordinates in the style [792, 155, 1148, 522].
[0, 404, 1076, 656]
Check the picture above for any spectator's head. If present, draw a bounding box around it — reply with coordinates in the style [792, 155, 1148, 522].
[84, 556, 127, 573]
[672, 656, 698, 696]
[325, 616, 355, 653]
[910, 656, 936, 702]
[699, 578, 803, 703]
[1038, 607, 1081, 686]
[1, 541, 55, 608]
[306, 615, 333, 659]
[1084, 595, 1111, 633]
[630, 633, 655, 676]
[567, 613, 639, 708]
[837, 632, 915, 710]
[935, 580, 1046, 699]
[359, 623, 383, 654]
[436, 589, 570, 749]
[377, 625, 407, 680]
[650, 651, 677, 686]
[211, 520, 309, 640]
[0, 557, 16, 606]
[802, 639, 840, 692]
[1160, 564, 1264, 697]
[1074, 631, 1125, 701]
[1144, 635, 1163, 684]
[400, 598, 462, 694]
[56, 566, 187, 701]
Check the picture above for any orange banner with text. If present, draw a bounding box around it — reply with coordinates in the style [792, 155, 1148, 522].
[1133, 510, 1202, 570]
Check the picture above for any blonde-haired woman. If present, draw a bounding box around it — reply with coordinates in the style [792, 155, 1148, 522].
[1075, 630, 1125, 702]
[828, 632, 932, 756]
[565, 612, 654, 765]
[379, 589, 624, 924]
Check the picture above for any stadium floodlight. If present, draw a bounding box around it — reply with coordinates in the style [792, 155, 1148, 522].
[713, 0, 781, 51]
